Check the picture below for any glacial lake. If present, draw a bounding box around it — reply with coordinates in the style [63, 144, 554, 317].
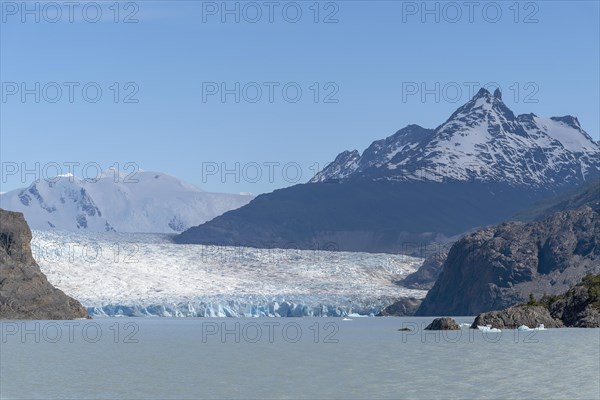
[1, 317, 599, 399]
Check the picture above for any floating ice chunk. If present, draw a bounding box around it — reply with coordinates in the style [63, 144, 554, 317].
[459, 323, 471, 328]
[518, 324, 546, 331]
[477, 325, 501, 333]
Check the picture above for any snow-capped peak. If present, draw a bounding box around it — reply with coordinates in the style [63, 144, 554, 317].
[311, 89, 599, 187]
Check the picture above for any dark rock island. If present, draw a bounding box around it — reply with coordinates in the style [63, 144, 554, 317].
[425, 317, 460, 330]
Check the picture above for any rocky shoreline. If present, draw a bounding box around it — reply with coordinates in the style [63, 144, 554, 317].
[397, 274, 599, 331]
[471, 305, 563, 329]
[471, 274, 599, 329]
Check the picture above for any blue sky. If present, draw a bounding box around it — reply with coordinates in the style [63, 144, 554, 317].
[1, 0, 599, 194]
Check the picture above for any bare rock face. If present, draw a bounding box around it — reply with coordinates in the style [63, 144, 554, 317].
[471, 305, 563, 329]
[377, 297, 422, 316]
[424, 317, 460, 330]
[417, 205, 600, 316]
[0, 209, 89, 320]
[400, 250, 448, 290]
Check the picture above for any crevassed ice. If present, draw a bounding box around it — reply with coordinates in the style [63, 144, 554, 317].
[31, 230, 426, 317]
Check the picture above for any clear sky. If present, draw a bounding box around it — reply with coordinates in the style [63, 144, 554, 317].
[1, 0, 599, 194]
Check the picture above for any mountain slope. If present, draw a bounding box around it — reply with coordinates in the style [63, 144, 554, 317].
[175, 181, 557, 253]
[0, 171, 253, 233]
[312, 89, 599, 187]
[514, 177, 600, 221]
[177, 89, 599, 252]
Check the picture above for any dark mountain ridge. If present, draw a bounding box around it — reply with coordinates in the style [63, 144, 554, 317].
[175, 181, 560, 254]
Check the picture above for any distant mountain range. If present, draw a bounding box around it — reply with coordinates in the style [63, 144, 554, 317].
[312, 88, 599, 187]
[0, 170, 253, 233]
[176, 89, 599, 252]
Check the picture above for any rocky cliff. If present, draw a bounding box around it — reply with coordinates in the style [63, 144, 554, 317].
[548, 274, 600, 327]
[416, 203, 600, 316]
[0, 209, 89, 319]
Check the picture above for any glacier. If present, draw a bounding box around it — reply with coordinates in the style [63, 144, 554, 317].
[31, 230, 426, 317]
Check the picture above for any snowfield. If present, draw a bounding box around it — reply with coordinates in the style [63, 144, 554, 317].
[0, 170, 254, 233]
[32, 230, 426, 317]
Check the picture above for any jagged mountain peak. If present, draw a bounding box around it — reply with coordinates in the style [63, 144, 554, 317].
[471, 86, 503, 99]
[444, 86, 515, 125]
[311, 89, 599, 187]
[468, 86, 503, 100]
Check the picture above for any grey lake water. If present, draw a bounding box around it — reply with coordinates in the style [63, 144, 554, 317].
[1, 317, 599, 400]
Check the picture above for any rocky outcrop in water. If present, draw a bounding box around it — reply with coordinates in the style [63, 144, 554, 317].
[417, 204, 600, 316]
[424, 317, 460, 330]
[0, 209, 89, 319]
